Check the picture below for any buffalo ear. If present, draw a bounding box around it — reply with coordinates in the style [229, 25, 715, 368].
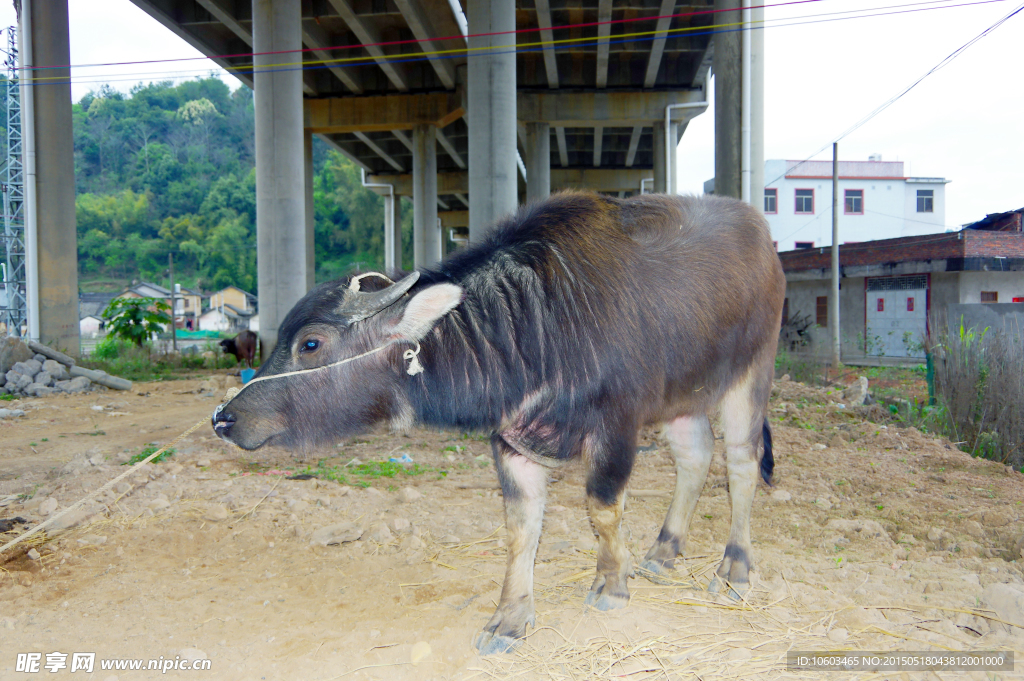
[392, 284, 463, 340]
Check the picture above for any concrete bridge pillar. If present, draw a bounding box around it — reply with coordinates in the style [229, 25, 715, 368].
[26, 0, 79, 353]
[384, 194, 402, 271]
[253, 0, 307, 353]
[467, 0, 517, 242]
[525, 122, 551, 204]
[412, 124, 440, 267]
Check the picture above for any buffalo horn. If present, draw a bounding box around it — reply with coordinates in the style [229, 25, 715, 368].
[337, 271, 420, 322]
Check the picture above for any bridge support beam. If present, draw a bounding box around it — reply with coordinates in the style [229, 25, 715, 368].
[467, 0, 517, 242]
[28, 0, 79, 352]
[254, 0, 307, 353]
[412, 124, 439, 267]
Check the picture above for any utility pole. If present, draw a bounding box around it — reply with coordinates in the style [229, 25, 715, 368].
[168, 253, 177, 353]
[830, 142, 840, 372]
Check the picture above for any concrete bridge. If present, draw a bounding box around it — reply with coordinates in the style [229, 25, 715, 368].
[19, 0, 762, 353]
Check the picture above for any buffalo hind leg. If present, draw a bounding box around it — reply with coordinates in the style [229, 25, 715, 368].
[474, 436, 547, 656]
[584, 431, 636, 611]
[711, 365, 771, 599]
[640, 414, 714, 584]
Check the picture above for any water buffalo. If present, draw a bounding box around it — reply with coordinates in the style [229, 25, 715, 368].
[219, 330, 258, 368]
[212, 192, 786, 655]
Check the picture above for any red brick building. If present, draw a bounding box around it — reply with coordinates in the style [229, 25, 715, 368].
[779, 211, 1024, 360]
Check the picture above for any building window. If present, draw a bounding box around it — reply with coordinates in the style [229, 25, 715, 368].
[764, 188, 777, 214]
[816, 296, 828, 327]
[907, 297, 914, 312]
[795, 189, 814, 214]
[917, 189, 934, 213]
[844, 189, 863, 215]
[782, 298, 789, 325]
[877, 298, 884, 312]
[981, 291, 998, 303]
[795, 241, 814, 249]
[184, 299, 190, 309]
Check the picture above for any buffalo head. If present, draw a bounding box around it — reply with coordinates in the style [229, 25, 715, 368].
[211, 271, 462, 450]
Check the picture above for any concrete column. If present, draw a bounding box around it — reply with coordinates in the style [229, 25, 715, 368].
[750, 2, 765, 211]
[714, 0, 742, 200]
[412, 124, 439, 267]
[653, 123, 666, 194]
[525, 122, 550, 204]
[383, 193, 401, 272]
[467, 0, 517, 242]
[253, 0, 306, 353]
[304, 129, 315, 290]
[29, 0, 78, 353]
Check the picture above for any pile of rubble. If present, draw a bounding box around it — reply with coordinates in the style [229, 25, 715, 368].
[0, 337, 131, 399]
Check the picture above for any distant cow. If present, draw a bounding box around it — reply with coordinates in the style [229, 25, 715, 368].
[219, 330, 258, 368]
[212, 192, 786, 655]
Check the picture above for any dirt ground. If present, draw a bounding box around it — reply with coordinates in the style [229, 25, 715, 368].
[2, 373, 1023, 680]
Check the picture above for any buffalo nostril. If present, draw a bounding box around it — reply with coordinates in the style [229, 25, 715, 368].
[212, 405, 236, 436]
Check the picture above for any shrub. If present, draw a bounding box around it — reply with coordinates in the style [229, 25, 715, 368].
[932, 321, 1024, 467]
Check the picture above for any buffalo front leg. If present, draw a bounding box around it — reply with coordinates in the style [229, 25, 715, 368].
[584, 431, 637, 611]
[640, 414, 714, 584]
[474, 436, 548, 656]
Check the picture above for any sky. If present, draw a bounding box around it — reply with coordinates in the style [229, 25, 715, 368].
[0, 0, 1021, 229]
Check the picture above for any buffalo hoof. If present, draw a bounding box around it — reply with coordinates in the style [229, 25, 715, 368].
[583, 589, 630, 611]
[708, 575, 749, 601]
[637, 559, 691, 586]
[474, 631, 521, 656]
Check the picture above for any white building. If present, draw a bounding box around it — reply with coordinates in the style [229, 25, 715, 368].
[763, 156, 949, 252]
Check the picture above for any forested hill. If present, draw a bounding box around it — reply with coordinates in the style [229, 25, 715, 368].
[68, 78, 408, 294]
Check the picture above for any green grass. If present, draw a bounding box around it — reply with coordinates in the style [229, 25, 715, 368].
[123, 445, 176, 465]
[81, 338, 245, 381]
[299, 459, 449, 487]
[0, 394, 17, 401]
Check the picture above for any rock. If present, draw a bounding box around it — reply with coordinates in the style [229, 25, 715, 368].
[770, 490, 792, 502]
[826, 518, 890, 542]
[410, 641, 431, 665]
[779, 373, 790, 382]
[401, 534, 426, 551]
[42, 359, 70, 381]
[25, 383, 57, 397]
[50, 510, 88, 531]
[399, 487, 423, 503]
[287, 499, 310, 513]
[926, 527, 955, 550]
[963, 520, 986, 538]
[26, 548, 40, 560]
[0, 408, 25, 418]
[204, 505, 229, 522]
[827, 627, 849, 642]
[389, 517, 412, 533]
[982, 583, 1024, 631]
[310, 522, 364, 546]
[13, 358, 42, 377]
[62, 376, 91, 394]
[147, 498, 171, 511]
[13, 373, 31, 391]
[924, 582, 942, 594]
[196, 458, 212, 468]
[77, 534, 107, 546]
[38, 497, 58, 516]
[815, 497, 833, 511]
[961, 573, 980, 586]
[32, 353, 46, 363]
[178, 648, 208, 663]
[34, 371, 54, 387]
[366, 522, 394, 544]
[981, 510, 1013, 528]
[812, 443, 827, 451]
[0, 336, 33, 375]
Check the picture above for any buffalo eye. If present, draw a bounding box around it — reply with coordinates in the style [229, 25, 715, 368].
[300, 339, 320, 353]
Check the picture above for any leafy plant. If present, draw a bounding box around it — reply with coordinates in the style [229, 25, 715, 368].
[102, 297, 171, 347]
[124, 445, 176, 465]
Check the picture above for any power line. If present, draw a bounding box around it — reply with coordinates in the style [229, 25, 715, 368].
[765, 0, 1024, 187]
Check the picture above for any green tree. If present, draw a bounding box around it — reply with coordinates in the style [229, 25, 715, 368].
[102, 297, 171, 347]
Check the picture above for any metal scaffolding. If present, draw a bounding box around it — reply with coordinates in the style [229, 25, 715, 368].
[1, 25, 26, 337]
